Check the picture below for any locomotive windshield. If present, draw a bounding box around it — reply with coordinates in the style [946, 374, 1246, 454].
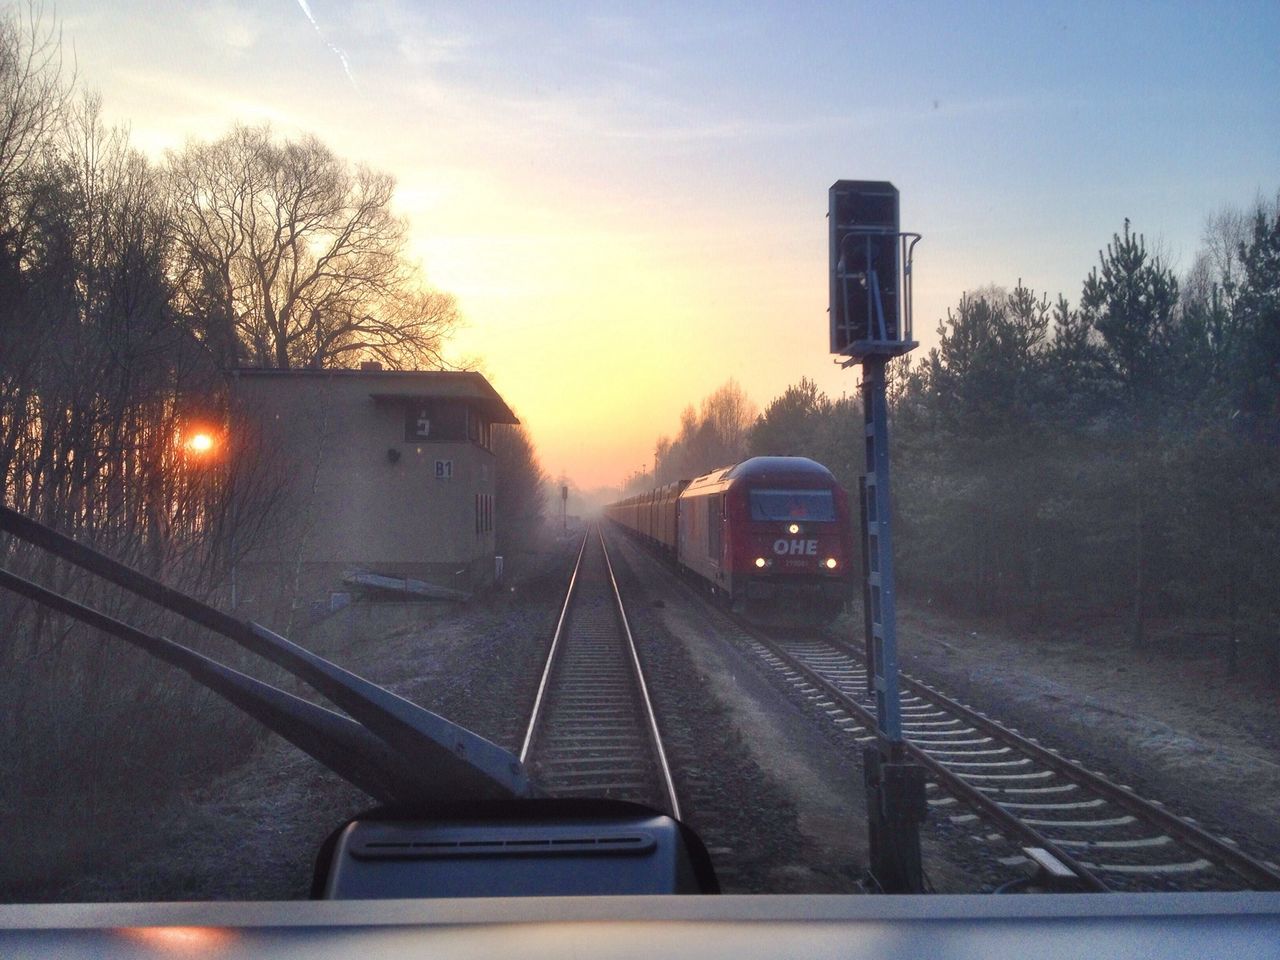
[748, 490, 837, 522]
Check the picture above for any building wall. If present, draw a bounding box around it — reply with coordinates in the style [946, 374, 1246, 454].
[232, 371, 507, 610]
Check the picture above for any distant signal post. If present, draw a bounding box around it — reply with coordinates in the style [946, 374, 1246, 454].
[829, 180, 926, 893]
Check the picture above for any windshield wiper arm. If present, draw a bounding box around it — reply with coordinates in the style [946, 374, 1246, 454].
[0, 505, 536, 807]
[0, 567, 433, 805]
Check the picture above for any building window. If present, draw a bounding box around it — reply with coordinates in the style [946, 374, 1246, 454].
[408, 402, 493, 451]
[406, 403, 432, 441]
[405, 401, 467, 443]
[473, 414, 492, 451]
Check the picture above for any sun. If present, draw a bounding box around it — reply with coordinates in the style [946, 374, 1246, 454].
[185, 432, 215, 454]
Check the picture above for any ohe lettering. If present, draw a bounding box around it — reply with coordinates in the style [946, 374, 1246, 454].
[772, 539, 818, 556]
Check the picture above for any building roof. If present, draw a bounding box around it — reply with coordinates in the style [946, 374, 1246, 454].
[231, 368, 519, 424]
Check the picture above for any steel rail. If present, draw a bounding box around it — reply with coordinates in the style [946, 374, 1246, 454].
[870, 651, 1280, 891]
[737, 622, 1109, 892]
[599, 526, 682, 821]
[519, 529, 590, 764]
[609, 516, 1280, 891]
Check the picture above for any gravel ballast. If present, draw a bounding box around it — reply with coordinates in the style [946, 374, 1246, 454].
[21, 524, 1269, 903]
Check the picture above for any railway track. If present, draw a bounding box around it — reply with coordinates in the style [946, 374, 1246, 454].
[520, 525, 680, 817]
[733, 623, 1280, 892]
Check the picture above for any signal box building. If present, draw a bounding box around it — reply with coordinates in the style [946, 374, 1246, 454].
[231, 367, 518, 614]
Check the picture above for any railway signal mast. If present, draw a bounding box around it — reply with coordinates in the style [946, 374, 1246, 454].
[829, 180, 927, 892]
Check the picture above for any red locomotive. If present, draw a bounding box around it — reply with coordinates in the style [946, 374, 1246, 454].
[605, 456, 855, 619]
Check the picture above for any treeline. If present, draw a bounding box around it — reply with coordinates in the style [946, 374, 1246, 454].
[495, 423, 548, 563]
[0, 6, 470, 895]
[621, 379, 758, 492]
[0, 6, 460, 572]
[747, 203, 1280, 665]
[626, 197, 1278, 665]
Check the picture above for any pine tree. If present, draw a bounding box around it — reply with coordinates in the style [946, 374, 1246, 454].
[1080, 222, 1179, 647]
[1236, 205, 1280, 432]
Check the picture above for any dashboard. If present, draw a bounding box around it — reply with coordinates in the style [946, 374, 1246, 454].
[4, 892, 1279, 959]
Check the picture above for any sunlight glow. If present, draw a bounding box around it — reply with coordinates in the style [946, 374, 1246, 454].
[55, 1, 1280, 492]
[118, 926, 237, 952]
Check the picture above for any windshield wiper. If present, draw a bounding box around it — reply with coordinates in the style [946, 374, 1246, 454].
[0, 505, 719, 898]
[0, 504, 535, 809]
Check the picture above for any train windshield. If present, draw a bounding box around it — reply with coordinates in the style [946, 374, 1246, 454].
[2, 0, 1278, 915]
[749, 489, 836, 522]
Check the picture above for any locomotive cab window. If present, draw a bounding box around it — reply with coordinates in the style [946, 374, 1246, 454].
[749, 489, 836, 522]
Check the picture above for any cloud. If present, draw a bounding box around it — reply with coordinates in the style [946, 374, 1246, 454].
[193, 3, 262, 52]
[339, 1, 471, 69]
[396, 32, 470, 68]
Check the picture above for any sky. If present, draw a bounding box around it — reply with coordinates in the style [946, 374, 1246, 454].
[54, 1, 1280, 489]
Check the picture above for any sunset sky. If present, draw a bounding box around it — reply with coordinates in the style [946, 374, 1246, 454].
[58, 1, 1279, 489]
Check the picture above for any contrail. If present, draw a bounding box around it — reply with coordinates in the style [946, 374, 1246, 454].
[293, 0, 357, 89]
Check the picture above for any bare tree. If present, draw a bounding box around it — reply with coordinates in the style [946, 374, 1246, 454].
[0, 2, 69, 203]
[495, 424, 548, 564]
[646, 381, 761, 488]
[1193, 205, 1251, 307]
[701, 378, 757, 458]
[167, 124, 458, 370]
[0, 4, 71, 489]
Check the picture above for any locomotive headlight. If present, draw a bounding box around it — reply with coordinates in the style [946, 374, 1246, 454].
[824, 558, 839, 570]
[787, 523, 801, 535]
[754, 557, 769, 569]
